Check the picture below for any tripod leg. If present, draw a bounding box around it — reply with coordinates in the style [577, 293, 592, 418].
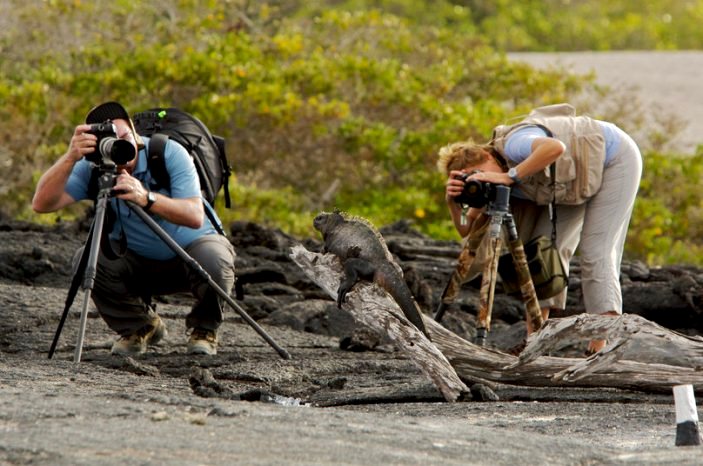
[507, 237, 543, 332]
[434, 215, 489, 323]
[72, 194, 110, 363]
[502, 214, 543, 332]
[73, 290, 93, 362]
[475, 235, 501, 346]
[434, 241, 479, 322]
[48, 192, 109, 362]
[127, 203, 291, 360]
[48, 222, 95, 359]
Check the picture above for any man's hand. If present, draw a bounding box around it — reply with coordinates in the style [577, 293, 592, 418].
[111, 170, 203, 227]
[112, 170, 148, 207]
[67, 124, 98, 163]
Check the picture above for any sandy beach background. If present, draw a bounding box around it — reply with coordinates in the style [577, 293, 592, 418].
[508, 50, 703, 154]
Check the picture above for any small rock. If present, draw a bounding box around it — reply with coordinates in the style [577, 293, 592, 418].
[151, 411, 169, 422]
[470, 383, 500, 402]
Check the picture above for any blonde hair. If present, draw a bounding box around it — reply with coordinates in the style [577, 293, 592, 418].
[436, 140, 501, 176]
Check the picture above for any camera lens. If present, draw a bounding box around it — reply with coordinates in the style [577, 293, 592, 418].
[454, 179, 492, 208]
[464, 180, 483, 195]
[98, 137, 136, 165]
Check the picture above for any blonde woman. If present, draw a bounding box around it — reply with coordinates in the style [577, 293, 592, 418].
[438, 104, 642, 354]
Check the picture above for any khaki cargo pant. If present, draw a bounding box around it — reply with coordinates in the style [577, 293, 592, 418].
[73, 234, 236, 336]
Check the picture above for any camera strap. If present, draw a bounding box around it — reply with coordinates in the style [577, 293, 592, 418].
[549, 163, 557, 243]
[532, 123, 559, 244]
[460, 205, 470, 226]
[99, 200, 128, 260]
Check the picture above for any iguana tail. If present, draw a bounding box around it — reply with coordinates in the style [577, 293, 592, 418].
[376, 265, 430, 340]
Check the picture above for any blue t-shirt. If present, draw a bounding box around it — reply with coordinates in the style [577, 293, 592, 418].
[65, 136, 221, 260]
[503, 121, 622, 166]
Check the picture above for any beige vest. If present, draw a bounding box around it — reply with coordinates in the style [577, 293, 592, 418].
[491, 103, 606, 205]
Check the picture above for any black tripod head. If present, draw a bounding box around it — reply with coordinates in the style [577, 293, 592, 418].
[94, 161, 120, 198]
[482, 184, 513, 241]
[485, 185, 511, 216]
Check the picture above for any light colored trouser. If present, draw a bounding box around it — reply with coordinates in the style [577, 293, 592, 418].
[466, 131, 642, 314]
[514, 131, 642, 314]
[73, 234, 236, 336]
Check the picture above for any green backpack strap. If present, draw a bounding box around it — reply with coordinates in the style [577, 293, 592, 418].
[213, 135, 231, 208]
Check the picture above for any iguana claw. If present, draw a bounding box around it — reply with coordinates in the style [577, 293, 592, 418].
[337, 284, 350, 307]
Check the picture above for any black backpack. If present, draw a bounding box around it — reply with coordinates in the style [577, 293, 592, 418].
[132, 108, 232, 210]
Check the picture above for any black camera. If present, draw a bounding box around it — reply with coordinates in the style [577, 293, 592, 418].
[453, 172, 498, 208]
[85, 121, 135, 166]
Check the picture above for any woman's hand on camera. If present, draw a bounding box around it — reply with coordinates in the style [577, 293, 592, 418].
[466, 170, 511, 186]
[445, 169, 468, 201]
[67, 125, 97, 162]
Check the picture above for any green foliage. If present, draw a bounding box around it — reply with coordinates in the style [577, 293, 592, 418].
[224, 181, 316, 237]
[298, 0, 703, 51]
[2, 0, 702, 266]
[627, 149, 703, 265]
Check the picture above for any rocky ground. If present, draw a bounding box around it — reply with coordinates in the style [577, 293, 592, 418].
[2, 211, 703, 466]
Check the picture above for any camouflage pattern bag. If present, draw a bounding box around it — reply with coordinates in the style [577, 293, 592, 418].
[497, 235, 568, 299]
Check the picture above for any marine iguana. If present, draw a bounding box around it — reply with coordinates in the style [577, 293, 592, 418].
[313, 211, 430, 339]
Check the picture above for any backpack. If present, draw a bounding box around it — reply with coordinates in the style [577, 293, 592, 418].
[132, 108, 232, 209]
[85, 107, 232, 241]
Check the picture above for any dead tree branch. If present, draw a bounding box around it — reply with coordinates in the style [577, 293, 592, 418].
[290, 245, 470, 402]
[292, 246, 703, 395]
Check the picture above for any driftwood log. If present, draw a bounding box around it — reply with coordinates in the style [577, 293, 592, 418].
[290, 245, 470, 402]
[292, 246, 703, 395]
[430, 314, 703, 394]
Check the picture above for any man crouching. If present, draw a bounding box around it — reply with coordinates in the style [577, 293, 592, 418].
[32, 101, 235, 356]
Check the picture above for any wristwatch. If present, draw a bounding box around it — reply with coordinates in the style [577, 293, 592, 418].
[144, 191, 156, 211]
[508, 167, 522, 185]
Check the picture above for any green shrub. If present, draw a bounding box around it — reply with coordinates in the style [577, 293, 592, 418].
[2, 0, 701, 265]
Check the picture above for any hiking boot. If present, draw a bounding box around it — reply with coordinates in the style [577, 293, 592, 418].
[585, 338, 608, 356]
[187, 328, 218, 355]
[111, 316, 167, 356]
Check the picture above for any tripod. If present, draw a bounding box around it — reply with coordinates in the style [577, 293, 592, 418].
[48, 162, 291, 362]
[434, 185, 543, 346]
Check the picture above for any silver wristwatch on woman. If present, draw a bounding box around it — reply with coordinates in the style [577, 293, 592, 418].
[508, 167, 522, 184]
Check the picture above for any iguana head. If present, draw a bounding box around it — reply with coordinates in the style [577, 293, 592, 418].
[313, 211, 345, 236]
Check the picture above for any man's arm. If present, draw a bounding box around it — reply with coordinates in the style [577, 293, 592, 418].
[114, 174, 204, 229]
[32, 125, 96, 213]
[143, 193, 203, 229]
[111, 138, 205, 229]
